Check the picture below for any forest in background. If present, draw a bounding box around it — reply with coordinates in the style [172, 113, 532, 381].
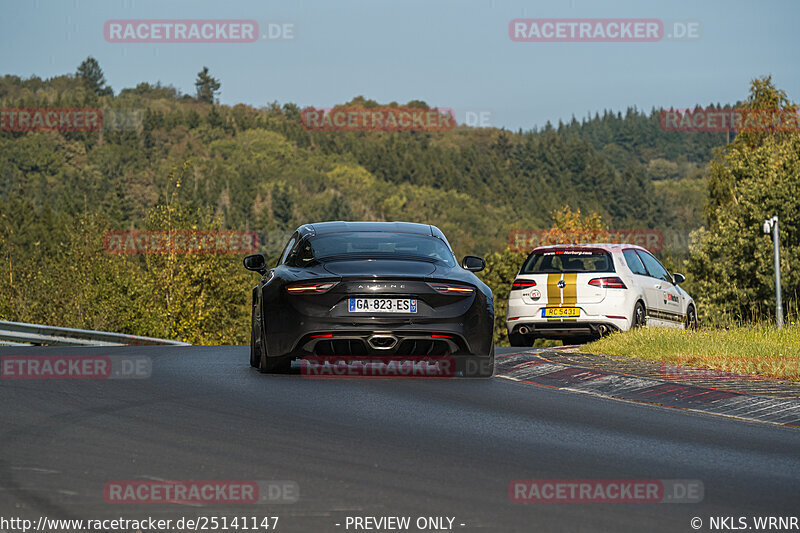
[4, 59, 794, 344]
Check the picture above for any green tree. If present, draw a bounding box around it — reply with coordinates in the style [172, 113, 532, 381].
[271, 183, 293, 225]
[76, 56, 113, 96]
[319, 194, 353, 221]
[195, 67, 221, 104]
[687, 77, 800, 324]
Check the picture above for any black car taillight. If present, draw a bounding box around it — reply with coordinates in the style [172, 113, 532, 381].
[588, 277, 627, 289]
[511, 279, 537, 290]
[427, 283, 474, 294]
[286, 281, 339, 294]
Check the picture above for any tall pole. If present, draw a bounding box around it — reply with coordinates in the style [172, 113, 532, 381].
[773, 217, 784, 328]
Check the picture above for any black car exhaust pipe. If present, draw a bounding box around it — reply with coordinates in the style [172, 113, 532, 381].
[367, 334, 398, 350]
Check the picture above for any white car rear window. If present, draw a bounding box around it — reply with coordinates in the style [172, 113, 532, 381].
[521, 250, 615, 273]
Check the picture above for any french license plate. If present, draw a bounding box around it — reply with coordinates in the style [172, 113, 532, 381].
[542, 307, 580, 318]
[348, 298, 417, 313]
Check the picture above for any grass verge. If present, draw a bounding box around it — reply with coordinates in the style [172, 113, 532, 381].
[584, 325, 800, 382]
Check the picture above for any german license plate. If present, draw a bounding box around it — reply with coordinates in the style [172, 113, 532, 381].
[348, 298, 417, 313]
[542, 307, 580, 318]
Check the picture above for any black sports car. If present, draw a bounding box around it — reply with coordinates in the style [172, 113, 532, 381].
[243, 221, 495, 377]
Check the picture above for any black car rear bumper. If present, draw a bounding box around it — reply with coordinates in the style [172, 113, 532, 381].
[298, 330, 462, 356]
[264, 293, 493, 357]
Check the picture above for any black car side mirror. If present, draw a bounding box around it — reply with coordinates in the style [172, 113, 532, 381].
[462, 256, 485, 272]
[243, 254, 268, 275]
[672, 272, 686, 285]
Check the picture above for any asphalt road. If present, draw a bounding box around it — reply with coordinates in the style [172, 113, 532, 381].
[1, 345, 799, 533]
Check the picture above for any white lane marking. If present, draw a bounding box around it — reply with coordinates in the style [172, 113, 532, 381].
[713, 398, 778, 416]
[710, 396, 755, 413]
[10, 467, 60, 474]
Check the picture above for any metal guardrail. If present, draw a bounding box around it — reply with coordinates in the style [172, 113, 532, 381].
[0, 320, 191, 347]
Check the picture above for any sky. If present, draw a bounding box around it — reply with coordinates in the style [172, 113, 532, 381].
[2, 0, 798, 131]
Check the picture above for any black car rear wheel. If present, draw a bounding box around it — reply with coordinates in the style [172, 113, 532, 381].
[259, 352, 291, 374]
[249, 310, 259, 368]
[257, 322, 291, 374]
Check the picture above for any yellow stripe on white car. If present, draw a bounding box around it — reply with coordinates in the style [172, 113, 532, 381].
[545, 272, 578, 321]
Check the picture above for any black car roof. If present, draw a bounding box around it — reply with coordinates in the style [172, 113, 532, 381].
[296, 221, 451, 248]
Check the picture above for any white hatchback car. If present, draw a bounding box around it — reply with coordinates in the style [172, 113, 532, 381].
[506, 243, 697, 346]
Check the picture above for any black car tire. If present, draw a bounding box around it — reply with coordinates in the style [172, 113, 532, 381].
[685, 304, 698, 330]
[259, 353, 291, 374]
[632, 301, 646, 328]
[249, 309, 259, 368]
[259, 350, 291, 374]
[257, 323, 291, 374]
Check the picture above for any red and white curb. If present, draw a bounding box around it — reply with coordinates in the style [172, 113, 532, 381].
[496, 352, 800, 428]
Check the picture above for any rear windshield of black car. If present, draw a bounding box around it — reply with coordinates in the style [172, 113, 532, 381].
[297, 232, 456, 267]
[520, 250, 615, 273]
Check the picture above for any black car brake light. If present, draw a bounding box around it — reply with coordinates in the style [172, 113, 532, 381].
[427, 283, 474, 294]
[286, 281, 339, 294]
